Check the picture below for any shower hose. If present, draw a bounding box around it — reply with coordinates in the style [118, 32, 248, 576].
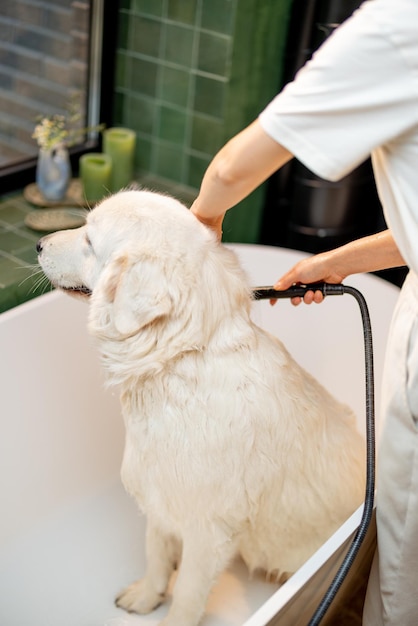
[253, 283, 375, 626]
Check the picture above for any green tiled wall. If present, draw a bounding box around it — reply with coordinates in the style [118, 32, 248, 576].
[114, 0, 292, 242]
[0, 194, 50, 313]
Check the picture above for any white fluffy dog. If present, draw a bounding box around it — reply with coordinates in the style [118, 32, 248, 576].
[37, 189, 365, 626]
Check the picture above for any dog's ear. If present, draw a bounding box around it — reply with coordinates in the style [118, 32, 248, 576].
[105, 256, 172, 335]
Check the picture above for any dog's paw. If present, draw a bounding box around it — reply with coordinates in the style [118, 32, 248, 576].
[115, 578, 164, 614]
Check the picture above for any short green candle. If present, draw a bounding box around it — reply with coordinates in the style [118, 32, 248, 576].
[79, 153, 112, 204]
[103, 127, 136, 192]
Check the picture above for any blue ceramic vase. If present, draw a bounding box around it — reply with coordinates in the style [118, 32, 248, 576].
[36, 146, 71, 201]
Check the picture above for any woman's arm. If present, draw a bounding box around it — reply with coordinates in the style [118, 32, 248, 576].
[274, 229, 406, 305]
[190, 120, 293, 239]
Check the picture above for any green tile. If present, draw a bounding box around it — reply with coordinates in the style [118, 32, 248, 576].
[198, 32, 229, 77]
[2, 196, 30, 211]
[130, 56, 159, 97]
[113, 91, 125, 124]
[125, 94, 156, 135]
[135, 137, 153, 172]
[17, 224, 44, 243]
[194, 75, 225, 118]
[1, 286, 45, 314]
[0, 229, 35, 256]
[201, 0, 236, 34]
[139, 173, 196, 205]
[117, 11, 130, 49]
[132, 0, 163, 16]
[17, 246, 40, 265]
[0, 255, 22, 288]
[0, 203, 29, 226]
[191, 114, 223, 154]
[167, 0, 197, 25]
[155, 142, 184, 181]
[0, 288, 19, 314]
[160, 66, 190, 107]
[187, 153, 211, 189]
[163, 23, 194, 68]
[159, 106, 187, 143]
[119, 0, 131, 9]
[11, 265, 40, 297]
[131, 15, 161, 58]
[115, 51, 130, 89]
[0, 256, 46, 304]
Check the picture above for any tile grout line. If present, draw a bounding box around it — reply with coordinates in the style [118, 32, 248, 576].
[182, 0, 203, 186]
[120, 7, 233, 40]
[149, 0, 169, 174]
[117, 49, 230, 83]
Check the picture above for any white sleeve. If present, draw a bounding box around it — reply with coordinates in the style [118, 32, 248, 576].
[259, 0, 418, 181]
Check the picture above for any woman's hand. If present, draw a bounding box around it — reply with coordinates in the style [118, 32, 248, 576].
[272, 251, 344, 305]
[271, 230, 405, 306]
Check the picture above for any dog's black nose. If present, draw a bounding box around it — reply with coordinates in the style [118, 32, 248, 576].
[36, 239, 43, 254]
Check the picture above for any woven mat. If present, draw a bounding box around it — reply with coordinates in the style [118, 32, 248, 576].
[24, 208, 86, 232]
[23, 179, 89, 208]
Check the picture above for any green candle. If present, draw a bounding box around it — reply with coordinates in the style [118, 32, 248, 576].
[79, 153, 112, 204]
[103, 127, 136, 192]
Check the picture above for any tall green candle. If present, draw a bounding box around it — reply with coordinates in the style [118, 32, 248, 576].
[103, 127, 136, 192]
[79, 153, 112, 204]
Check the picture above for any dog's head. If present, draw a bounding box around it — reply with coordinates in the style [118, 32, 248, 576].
[38, 189, 252, 354]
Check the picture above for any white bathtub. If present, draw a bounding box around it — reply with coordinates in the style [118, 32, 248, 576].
[0, 244, 400, 626]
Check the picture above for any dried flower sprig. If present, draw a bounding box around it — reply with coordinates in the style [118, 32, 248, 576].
[32, 115, 68, 151]
[32, 94, 104, 151]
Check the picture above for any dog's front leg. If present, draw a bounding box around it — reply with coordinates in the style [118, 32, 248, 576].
[160, 525, 236, 626]
[116, 520, 178, 614]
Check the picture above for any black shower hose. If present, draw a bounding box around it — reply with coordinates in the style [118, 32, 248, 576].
[252, 283, 375, 625]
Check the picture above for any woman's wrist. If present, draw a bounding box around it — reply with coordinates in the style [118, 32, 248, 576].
[331, 230, 405, 276]
[190, 201, 224, 240]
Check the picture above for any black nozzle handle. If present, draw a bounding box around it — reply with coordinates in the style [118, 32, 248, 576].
[252, 282, 345, 300]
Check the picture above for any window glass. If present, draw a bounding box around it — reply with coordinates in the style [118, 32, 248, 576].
[0, 0, 94, 170]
